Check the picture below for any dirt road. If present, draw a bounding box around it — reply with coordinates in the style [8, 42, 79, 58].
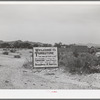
[0, 51, 100, 89]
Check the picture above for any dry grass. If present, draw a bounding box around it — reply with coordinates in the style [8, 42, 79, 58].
[22, 58, 33, 69]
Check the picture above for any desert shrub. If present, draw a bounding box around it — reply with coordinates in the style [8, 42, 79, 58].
[65, 55, 80, 74]
[3, 48, 7, 51]
[59, 61, 65, 66]
[76, 53, 98, 74]
[23, 60, 33, 69]
[10, 49, 16, 53]
[14, 55, 21, 58]
[97, 56, 100, 65]
[29, 51, 32, 53]
[3, 51, 9, 55]
[1, 43, 10, 48]
[89, 47, 96, 54]
[59, 52, 73, 67]
[59, 52, 99, 74]
[73, 49, 79, 57]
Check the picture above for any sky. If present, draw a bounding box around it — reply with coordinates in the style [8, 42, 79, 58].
[0, 3, 100, 44]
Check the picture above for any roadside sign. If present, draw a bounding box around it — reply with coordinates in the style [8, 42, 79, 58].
[33, 47, 58, 68]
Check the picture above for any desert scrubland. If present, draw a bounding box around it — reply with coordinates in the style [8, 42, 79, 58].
[0, 48, 100, 89]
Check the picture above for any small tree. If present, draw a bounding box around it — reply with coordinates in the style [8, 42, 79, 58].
[34, 44, 39, 47]
[89, 46, 96, 54]
[54, 42, 62, 48]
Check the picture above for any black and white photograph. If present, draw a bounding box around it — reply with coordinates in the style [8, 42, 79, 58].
[0, 1, 100, 90]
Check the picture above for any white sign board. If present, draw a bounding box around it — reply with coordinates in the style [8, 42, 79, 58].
[33, 47, 58, 67]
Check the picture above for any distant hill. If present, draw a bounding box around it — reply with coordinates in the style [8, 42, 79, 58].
[77, 43, 100, 48]
[86, 43, 100, 48]
[1, 40, 100, 49]
[0, 40, 3, 43]
[0, 40, 52, 48]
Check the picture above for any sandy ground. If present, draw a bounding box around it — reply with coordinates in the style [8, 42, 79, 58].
[0, 49, 100, 89]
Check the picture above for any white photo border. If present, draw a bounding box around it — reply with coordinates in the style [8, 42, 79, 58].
[0, 1, 100, 99]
